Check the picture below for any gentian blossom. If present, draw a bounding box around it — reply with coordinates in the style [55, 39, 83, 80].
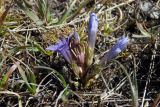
[46, 12, 129, 85]
[70, 32, 80, 44]
[46, 32, 81, 64]
[88, 13, 98, 50]
[46, 36, 72, 63]
[99, 36, 129, 64]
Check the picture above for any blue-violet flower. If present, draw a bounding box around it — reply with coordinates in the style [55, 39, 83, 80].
[100, 36, 129, 64]
[46, 36, 72, 63]
[88, 13, 98, 50]
[46, 32, 81, 64]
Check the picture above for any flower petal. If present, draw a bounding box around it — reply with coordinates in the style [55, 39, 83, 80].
[88, 13, 98, 50]
[46, 37, 72, 63]
[100, 36, 129, 64]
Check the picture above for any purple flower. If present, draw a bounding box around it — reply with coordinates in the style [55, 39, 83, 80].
[69, 32, 80, 44]
[73, 32, 80, 42]
[99, 36, 129, 64]
[88, 13, 98, 50]
[46, 32, 81, 64]
[46, 36, 72, 63]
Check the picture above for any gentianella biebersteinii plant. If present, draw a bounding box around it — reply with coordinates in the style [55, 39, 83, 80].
[46, 13, 129, 87]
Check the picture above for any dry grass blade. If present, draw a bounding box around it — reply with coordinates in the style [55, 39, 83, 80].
[0, 90, 22, 107]
[133, 22, 151, 38]
[0, 1, 11, 25]
[58, 0, 77, 24]
[54, 85, 69, 107]
[151, 93, 160, 107]
[35, 72, 53, 95]
[113, 60, 138, 107]
[0, 61, 20, 90]
[34, 66, 67, 87]
[67, 0, 90, 21]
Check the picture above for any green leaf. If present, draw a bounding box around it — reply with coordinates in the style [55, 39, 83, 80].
[16, 62, 36, 94]
[34, 66, 67, 87]
[15, 0, 43, 26]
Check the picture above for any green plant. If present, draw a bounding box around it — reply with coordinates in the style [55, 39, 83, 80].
[14, 0, 58, 26]
[46, 13, 129, 87]
[0, 61, 20, 90]
[12, 59, 37, 95]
